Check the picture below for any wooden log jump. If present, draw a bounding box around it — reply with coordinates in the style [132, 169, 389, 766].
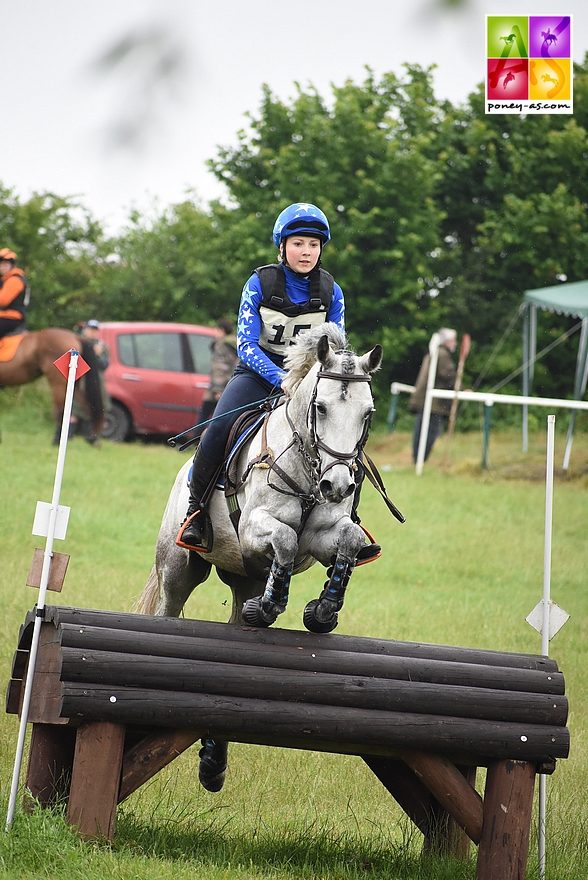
[6, 605, 570, 880]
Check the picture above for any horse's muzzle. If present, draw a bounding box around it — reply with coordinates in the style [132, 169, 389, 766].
[319, 476, 356, 503]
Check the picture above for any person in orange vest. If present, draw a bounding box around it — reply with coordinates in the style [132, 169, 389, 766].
[0, 248, 29, 339]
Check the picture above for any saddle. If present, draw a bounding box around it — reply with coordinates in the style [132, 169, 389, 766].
[181, 405, 275, 554]
[0, 326, 26, 363]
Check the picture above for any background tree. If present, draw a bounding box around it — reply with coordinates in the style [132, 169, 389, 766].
[2, 55, 587, 420]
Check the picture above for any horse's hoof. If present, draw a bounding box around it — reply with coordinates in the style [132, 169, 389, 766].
[303, 599, 339, 634]
[242, 596, 278, 628]
[198, 738, 227, 793]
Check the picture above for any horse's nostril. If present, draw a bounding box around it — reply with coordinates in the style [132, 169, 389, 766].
[344, 482, 356, 498]
[320, 479, 333, 496]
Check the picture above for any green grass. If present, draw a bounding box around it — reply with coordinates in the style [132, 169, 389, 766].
[1, 383, 587, 878]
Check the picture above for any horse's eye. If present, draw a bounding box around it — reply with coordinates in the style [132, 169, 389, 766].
[316, 402, 327, 416]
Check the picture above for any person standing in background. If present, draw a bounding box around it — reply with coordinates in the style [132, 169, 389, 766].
[70, 319, 111, 443]
[410, 328, 457, 463]
[196, 318, 238, 432]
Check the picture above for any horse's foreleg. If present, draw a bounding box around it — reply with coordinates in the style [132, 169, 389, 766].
[241, 517, 297, 628]
[303, 520, 364, 634]
[303, 553, 355, 633]
[242, 557, 294, 627]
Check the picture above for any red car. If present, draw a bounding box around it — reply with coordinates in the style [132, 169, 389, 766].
[98, 321, 219, 441]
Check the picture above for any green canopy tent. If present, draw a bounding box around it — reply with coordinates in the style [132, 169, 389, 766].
[523, 279, 588, 468]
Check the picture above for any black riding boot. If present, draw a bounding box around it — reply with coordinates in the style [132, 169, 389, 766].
[179, 446, 220, 548]
[351, 460, 381, 563]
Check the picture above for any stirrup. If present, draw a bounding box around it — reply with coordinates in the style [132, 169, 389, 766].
[176, 510, 210, 553]
[355, 525, 382, 566]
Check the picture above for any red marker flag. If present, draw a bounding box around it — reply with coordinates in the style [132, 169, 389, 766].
[53, 349, 90, 380]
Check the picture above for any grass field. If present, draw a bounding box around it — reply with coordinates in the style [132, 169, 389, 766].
[1, 383, 587, 879]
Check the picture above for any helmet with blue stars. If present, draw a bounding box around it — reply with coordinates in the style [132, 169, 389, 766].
[272, 203, 331, 247]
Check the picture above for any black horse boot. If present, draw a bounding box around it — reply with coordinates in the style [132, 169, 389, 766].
[177, 447, 220, 550]
[198, 738, 228, 792]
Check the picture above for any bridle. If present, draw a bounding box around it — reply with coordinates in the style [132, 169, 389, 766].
[280, 360, 374, 499]
[236, 353, 404, 532]
[306, 367, 374, 482]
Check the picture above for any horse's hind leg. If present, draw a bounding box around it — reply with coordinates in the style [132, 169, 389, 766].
[216, 568, 265, 624]
[157, 548, 212, 617]
[198, 568, 265, 793]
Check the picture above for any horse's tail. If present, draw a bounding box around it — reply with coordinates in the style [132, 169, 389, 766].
[80, 339, 105, 437]
[133, 565, 160, 615]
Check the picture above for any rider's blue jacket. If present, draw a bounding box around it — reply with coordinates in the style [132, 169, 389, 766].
[237, 264, 345, 387]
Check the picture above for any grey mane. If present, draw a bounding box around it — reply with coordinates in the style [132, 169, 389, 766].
[282, 323, 348, 395]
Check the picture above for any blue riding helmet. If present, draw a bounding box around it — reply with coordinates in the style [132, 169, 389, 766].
[272, 203, 331, 247]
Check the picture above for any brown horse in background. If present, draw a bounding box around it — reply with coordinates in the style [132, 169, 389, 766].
[0, 328, 105, 441]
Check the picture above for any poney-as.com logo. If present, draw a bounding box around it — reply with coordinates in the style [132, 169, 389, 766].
[486, 15, 573, 114]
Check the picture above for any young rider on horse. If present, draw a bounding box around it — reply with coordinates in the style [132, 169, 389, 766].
[178, 202, 379, 561]
[0, 249, 29, 340]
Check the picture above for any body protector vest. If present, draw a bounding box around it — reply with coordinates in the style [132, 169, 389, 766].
[255, 264, 334, 357]
[0, 268, 30, 320]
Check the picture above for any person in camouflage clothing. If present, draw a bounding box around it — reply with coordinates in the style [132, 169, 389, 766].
[197, 317, 238, 429]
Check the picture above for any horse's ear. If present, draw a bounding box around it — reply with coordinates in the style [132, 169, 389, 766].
[360, 344, 383, 374]
[317, 334, 332, 366]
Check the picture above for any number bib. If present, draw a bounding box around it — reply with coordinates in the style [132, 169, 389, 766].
[259, 306, 328, 356]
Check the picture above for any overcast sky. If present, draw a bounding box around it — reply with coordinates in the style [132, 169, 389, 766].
[5, 0, 586, 233]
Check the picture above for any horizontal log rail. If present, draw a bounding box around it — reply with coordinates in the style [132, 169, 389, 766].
[56, 624, 565, 695]
[59, 682, 569, 763]
[17, 605, 559, 671]
[60, 647, 568, 726]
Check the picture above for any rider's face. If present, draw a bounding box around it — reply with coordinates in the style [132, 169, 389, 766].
[282, 236, 322, 274]
[0, 260, 10, 276]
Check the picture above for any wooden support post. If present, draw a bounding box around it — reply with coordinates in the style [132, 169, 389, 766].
[24, 723, 76, 808]
[445, 765, 477, 858]
[422, 765, 477, 858]
[477, 760, 536, 880]
[119, 729, 201, 802]
[67, 722, 125, 840]
[362, 755, 435, 835]
[402, 752, 483, 844]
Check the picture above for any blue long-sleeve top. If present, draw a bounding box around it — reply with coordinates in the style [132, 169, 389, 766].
[236, 265, 345, 387]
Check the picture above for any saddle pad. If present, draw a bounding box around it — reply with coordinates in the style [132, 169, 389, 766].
[186, 411, 267, 490]
[0, 334, 24, 362]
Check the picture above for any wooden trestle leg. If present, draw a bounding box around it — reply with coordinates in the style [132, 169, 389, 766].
[67, 722, 125, 840]
[477, 759, 536, 880]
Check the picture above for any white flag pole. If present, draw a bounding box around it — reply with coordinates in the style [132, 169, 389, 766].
[6, 349, 79, 831]
[538, 414, 555, 879]
[415, 333, 440, 476]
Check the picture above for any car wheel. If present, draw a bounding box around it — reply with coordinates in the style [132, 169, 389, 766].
[102, 401, 132, 442]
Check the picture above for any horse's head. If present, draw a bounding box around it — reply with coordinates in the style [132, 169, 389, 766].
[284, 325, 381, 505]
